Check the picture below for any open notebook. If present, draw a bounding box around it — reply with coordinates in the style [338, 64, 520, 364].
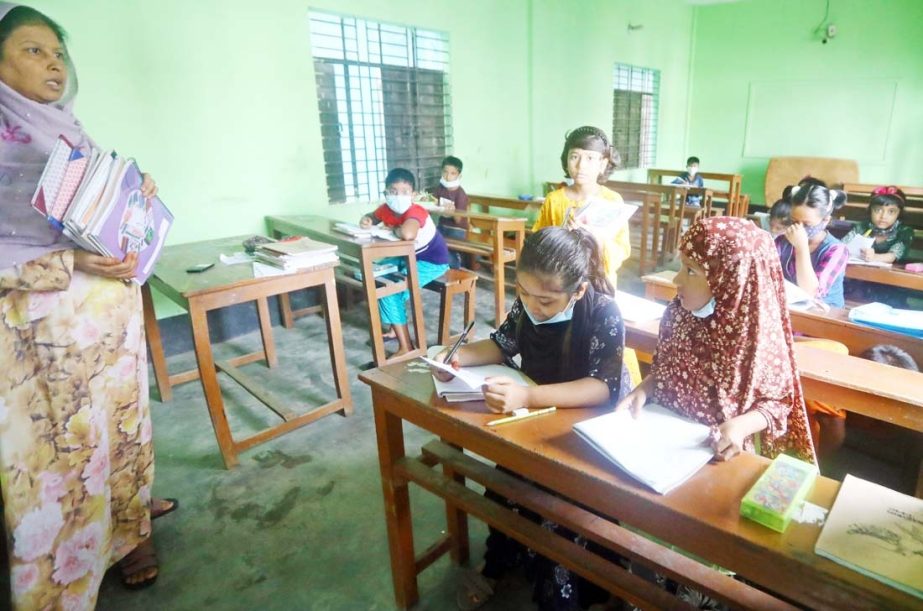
[844, 234, 892, 268]
[422, 350, 531, 402]
[573, 404, 713, 495]
[614, 290, 666, 323]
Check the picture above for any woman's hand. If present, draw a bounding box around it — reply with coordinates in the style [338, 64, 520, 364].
[359, 216, 372, 229]
[430, 346, 460, 382]
[711, 419, 748, 461]
[482, 377, 530, 413]
[140, 173, 158, 198]
[784, 223, 809, 252]
[74, 250, 137, 279]
[859, 247, 876, 261]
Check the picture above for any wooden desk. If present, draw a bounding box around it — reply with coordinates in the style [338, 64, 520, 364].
[360, 361, 919, 610]
[467, 193, 541, 219]
[641, 271, 923, 364]
[425, 207, 526, 326]
[142, 235, 352, 468]
[265, 215, 426, 367]
[845, 264, 923, 292]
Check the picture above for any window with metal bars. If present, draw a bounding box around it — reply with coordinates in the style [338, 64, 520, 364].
[309, 11, 453, 203]
[611, 64, 659, 170]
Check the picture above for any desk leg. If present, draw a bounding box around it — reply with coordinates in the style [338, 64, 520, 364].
[256, 297, 278, 368]
[362, 253, 388, 366]
[373, 398, 418, 608]
[142, 284, 172, 402]
[322, 276, 352, 416]
[189, 302, 238, 469]
[404, 254, 427, 354]
[442, 440, 470, 565]
[279, 292, 295, 329]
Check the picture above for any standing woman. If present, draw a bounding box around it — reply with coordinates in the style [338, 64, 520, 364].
[617, 217, 816, 463]
[0, 4, 172, 607]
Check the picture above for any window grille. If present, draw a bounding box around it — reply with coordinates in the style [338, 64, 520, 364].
[612, 64, 659, 170]
[309, 12, 452, 203]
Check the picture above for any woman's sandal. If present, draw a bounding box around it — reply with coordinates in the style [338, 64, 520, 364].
[151, 497, 179, 520]
[456, 569, 496, 611]
[118, 538, 159, 591]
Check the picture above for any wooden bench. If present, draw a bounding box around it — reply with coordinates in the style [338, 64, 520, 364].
[648, 169, 746, 217]
[426, 269, 477, 346]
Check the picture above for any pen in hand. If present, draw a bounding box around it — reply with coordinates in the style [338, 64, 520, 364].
[442, 320, 475, 366]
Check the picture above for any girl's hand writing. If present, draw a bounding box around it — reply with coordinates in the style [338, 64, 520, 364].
[359, 216, 373, 229]
[140, 173, 158, 198]
[482, 376, 529, 413]
[74, 250, 137, 279]
[784, 223, 809, 252]
[430, 347, 460, 382]
[859, 247, 875, 261]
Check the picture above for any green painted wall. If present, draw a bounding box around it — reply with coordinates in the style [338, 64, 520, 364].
[687, 0, 923, 203]
[529, 0, 695, 187]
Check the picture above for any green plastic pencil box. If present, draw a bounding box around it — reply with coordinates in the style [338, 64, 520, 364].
[740, 453, 818, 533]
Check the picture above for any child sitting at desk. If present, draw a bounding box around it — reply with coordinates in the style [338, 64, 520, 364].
[359, 168, 450, 357]
[671, 155, 704, 206]
[617, 217, 816, 463]
[768, 198, 791, 237]
[533, 126, 631, 287]
[433, 155, 470, 269]
[433, 226, 629, 610]
[776, 182, 849, 307]
[842, 186, 914, 264]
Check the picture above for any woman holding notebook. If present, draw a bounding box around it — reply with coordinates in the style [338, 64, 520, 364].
[616, 217, 816, 463]
[0, 4, 172, 606]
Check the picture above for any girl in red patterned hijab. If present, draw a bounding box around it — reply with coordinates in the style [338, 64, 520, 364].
[617, 216, 816, 462]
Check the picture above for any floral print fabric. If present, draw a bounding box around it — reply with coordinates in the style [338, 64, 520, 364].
[0, 252, 153, 610]
[650, 217, 816, 462]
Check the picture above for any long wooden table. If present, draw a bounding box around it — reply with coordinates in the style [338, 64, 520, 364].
[425, 206, 525, 326]
[360, 361, 920, 610]
[265, 215, 426, 367]
[142, 235, 352, 468]
[641, 270, 923, 364]
[845, 263, 923, 292]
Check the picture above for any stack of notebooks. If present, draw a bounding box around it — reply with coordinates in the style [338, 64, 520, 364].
[338, 254, 399, 281]
[31, 136, 174, 284]
[253, 237, 338, 272]
[847, 302, 923, 338]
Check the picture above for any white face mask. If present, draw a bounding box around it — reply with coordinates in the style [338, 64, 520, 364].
[563, 177, 575, 186]
[523, 297, 576, 326]
[440, 177, 461, 189]
[690, 296, 716, 318]
[385, 194, 412, 214]
[687, 166, 698, 177]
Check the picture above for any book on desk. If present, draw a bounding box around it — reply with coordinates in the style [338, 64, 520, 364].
[573, 404, 714, 495]
[31, 136, 174, 284]
[253, 237, 339, 272]
[815, 474, 923, 600]
[423, 351, 531, 403]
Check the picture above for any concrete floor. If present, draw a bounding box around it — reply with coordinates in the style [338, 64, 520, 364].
[97, 272, 537, 610]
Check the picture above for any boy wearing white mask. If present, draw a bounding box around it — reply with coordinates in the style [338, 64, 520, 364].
[433, 156, 469, 269]
[671, 155, 704, 206]
[359, 168, 450, 356]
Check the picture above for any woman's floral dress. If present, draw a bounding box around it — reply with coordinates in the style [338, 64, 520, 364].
[1, 250, 153, 610]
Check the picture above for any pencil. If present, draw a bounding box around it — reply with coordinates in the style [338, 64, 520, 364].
[864, 229, 872, 237]
[486, 406, 556, 427]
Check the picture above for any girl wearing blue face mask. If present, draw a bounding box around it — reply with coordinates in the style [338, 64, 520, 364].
[359, 168, 450, 356]
[438, 226, 629, 610]
[775, 181, 848, 307]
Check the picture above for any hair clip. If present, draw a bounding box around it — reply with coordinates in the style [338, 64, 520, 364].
[790, 185, 801, 197]
[872, 185, 898, 196]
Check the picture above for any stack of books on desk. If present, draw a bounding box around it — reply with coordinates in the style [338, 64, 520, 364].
[254, 237, 338, 271]
[30, 136, 174, 284]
